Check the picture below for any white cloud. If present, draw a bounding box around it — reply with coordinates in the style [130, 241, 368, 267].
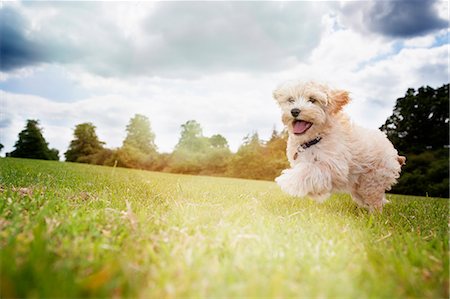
[434, 0, 449, 22]
[0, 66, 43, 82]
[309, 15, 395, 72]
[404, 35, 437, 48]
[4, 1, 331, 77]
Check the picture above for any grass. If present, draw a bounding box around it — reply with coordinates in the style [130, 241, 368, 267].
[0, 157, 448, 298]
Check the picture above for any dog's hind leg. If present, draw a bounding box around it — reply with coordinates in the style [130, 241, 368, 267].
[352, 172, 387, 212]
[351, 190, 385, 212]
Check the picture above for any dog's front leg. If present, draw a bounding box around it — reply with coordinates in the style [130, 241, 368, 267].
[275, 163, 332, 198]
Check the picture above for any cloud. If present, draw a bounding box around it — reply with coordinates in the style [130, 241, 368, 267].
[139, 2, 328, 76]
[340, 0, 448, 38]
[1, 2, 125, 73]
[0, 2, 330, 77]
[0, 6, 46, 70]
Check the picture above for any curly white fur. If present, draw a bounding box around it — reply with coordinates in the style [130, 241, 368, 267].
[273, 81, 405, 212]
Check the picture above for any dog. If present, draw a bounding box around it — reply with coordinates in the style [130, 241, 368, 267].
[273, 81, 405, 212]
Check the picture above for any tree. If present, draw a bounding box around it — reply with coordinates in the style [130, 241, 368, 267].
[8, 119, 59, 160]
[167, 120, 231, 175]
[263, 128, 289, 179]
[202, 134, 232, 175]
[381, 83, 449, 197]
[65, 123, 104, 163]
[228, 133, 267, 179]
[115, 114, 159, 169]
[175, 120, 210, 152]
[123, 114, 157, 155]
[210, 134, 229, 148]
[392, 149, 448, 198]
[0, 143, 3, 153]
[227, 129, 289, 181]
[381, 84, 449, 154]
[167, 120, 209, 173]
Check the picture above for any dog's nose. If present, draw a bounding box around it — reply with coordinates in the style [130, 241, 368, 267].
[291, 108, 300, 117]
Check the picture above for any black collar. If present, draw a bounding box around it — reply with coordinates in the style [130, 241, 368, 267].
[298, 136, 322, 151]
[293, 136, 322, 160]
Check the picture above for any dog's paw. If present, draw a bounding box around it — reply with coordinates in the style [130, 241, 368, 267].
[275, 168, 307, 197]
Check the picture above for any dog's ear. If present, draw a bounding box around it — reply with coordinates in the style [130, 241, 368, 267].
[329, 90, 350, 113]
[273, 88, 283, 102]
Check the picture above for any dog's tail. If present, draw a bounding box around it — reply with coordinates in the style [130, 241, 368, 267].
[397, 155, 406, 166]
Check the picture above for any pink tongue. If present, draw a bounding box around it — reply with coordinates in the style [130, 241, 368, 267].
[293, 120, 312, 134]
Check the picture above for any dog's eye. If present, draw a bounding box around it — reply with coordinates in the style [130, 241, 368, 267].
[287, 97, 295, 103]
[309, 96, 317, 103]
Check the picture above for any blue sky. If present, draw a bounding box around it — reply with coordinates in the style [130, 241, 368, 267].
[0, 1, 448, 156]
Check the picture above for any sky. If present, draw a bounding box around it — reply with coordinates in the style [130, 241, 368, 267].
[0, 1, 448, 157]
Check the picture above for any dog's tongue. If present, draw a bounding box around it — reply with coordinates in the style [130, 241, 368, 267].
[293, 120, 312, 134]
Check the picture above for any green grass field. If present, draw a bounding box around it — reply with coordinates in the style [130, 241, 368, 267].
[0, 158, 448, 298]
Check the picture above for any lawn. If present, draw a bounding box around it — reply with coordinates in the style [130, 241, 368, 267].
[0, 158, 448, 298]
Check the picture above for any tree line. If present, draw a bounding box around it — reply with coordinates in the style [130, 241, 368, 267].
[3, 116, 288, 181]
[2, 83, 448, 197]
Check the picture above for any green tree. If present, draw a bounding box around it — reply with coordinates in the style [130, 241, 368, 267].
[210, 134, 229, 148]
[167, 121, 231, 175]
[227, 130, 289, 181]
[123, 114, 157, 155]
[167, 120, 209, 173]
[381, 83, 449, 197]
[175, 120, 210, 152]
[8, 119, 59, 160]
[202, 134, 232, 175]
[381, 84, 449, 154]
[0, 143, 3, 153]
[392, 149, 448, 198]
[65, 123, 104, 163]
[228, 133, 267, 179]
[115, 114, 159, 169]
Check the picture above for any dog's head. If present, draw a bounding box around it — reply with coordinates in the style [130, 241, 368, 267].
[273, 81, 350, 140]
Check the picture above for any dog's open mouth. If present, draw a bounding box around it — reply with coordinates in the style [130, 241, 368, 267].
[293, 120, 312, 135]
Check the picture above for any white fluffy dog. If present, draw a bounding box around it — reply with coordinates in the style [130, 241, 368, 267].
[273, 81, 405, 211]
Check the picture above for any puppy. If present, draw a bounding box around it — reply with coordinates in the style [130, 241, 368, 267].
[273, 81, 405, 212]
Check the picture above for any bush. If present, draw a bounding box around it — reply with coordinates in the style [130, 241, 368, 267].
[393, 149, 449, 198]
